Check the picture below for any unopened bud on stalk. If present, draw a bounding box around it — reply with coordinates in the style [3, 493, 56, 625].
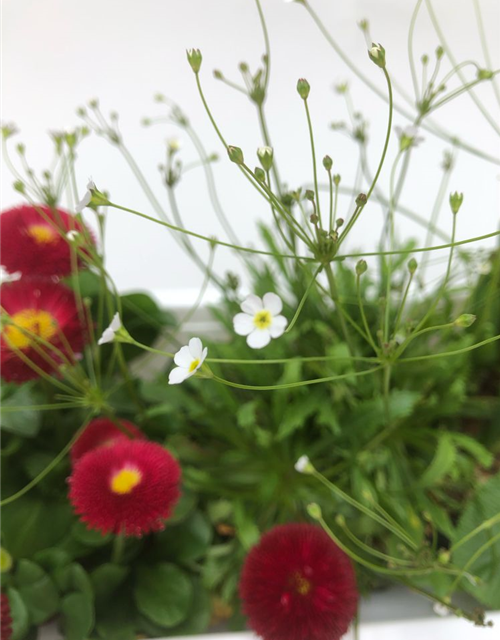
[322, 155, 333, 171]
[436, 45, 444, 59]
[408, 258, 418, 273]
[13, 180, 26, 194]
[356, 259, 368, 276]
[336, 218, 344, 228]
[368, 42, 386, 68]
[358, 19, 369, 32]
[257, 146, 274, 171]
[355, 193, 367, 206]
[305, 189, 315, 202]
[239, 62, 249, 73]
[213, 69, 224, 80]
[227, 145, 244, 165]
[333, 174, 341, 186]
[297, 78, 311, 99]
[477, 69, 494, 80]
[449, 191, 463, 214]
[307, 503, 322, 520]
[186, 48, 203, 73]
[335, 514, 346, 526]
[454, 314, 476, 328]
[310, 213, 318, 224]
[254, 167, 266, 182]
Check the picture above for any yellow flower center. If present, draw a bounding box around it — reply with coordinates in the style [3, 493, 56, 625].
[291, 571, 312, 596]
[3, 309, 58, 350]
[253, 309, 272, 330]
[110, 467, 142, 494]
[27, 224, 57, 244]
[188, 358, 200, 373]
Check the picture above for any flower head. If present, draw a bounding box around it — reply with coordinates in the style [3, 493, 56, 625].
[1, 281, 87, 383]
[70, 417, 145, 464]
[0, 204, 94, 277]
[98, 313, 125, 345]
[75, 180, 95, 213]
[233, 293, 287, 349]
[368, 42, 386, 68]
[295, 455, 314, 474]
[240, 523, 358, 640]
[168, 337, 207, 385]
[68, 439, 181, 536]
[1, 593, 12, 640]
[395, 126, 424, 151]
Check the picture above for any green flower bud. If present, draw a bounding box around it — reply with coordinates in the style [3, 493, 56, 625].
[186, 48, 203, 73]
[322, 155, 333, 171]
[421, 54, 429, 65]
[0, 547, 13, 573]
[13, 180, 25, 193]
[449, 191, 463, 214]
[368, 42, 386, 68]
[239, 62, 249, 73]
[333, 174, 341, 186]
[436, 45, 444, 59]
[213, 69, 224, 80]
[454, 314, 476, 328]
[355, 193, 367, 206]
[408, 258, 418, 273]
[305, 189, 315, 201]
[227, 145, 244, 165]
[297, 78, 311, 100]
[254, 167, 266, 182]
[336, 218, 344, 228]
[358, 19, 369, 32]
[335, 513, 346, 526]
[257, 146, 274, 171]
[310, 213, 318, 224]
[306, 503, 323, 520]
[477, 69, 494, 81]
[356, 259, 368, 276]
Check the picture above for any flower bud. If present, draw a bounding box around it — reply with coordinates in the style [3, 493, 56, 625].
[13, 180, 26, 193]
[356, 259, 368, 276]
[239, 62, 249, 73]
[295, 455, 314, 474]
[454, 314, 476, 328]
[336, 218, 344, 228]
[421, 54, 429, 65]
[306, 503, 322, 520]
[309, 213, 318, 224]
[227, 145, 244, 165]
[333, 174, 341, 186]
[335, 514, 346, 526]
[305, 189, 315, 201]
[296, 78, 310, 100]
[186, 48, 203, 73]
[449, 191, 463, 214]
[355, 193, 367, 206]
[368, 42, 386, 68]
[408, 258, 418, 273]
[436, 45, 444, 59]
[213, 69, 224, 80]
[477, 69, 494, 81]
[257, 146, 274, 171]
[358, 19, 369, 32]
[254, 167, 266, 182]
[322, 155, 333, 171]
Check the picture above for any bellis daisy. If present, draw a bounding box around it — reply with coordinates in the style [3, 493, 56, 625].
[0, 204, 94, 277]
[240, 523, 358, 640]
[1, 593, 12, 640]
[233, 293, 288, 349]
[70, 417, 145, 464]
[68, 439, 181, 536]
[168, 337, 207, 385]
[1, 280, 88, 383]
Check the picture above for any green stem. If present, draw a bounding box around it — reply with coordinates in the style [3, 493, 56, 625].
[303, 98, 322, 226]
[286, 264, 323, 333]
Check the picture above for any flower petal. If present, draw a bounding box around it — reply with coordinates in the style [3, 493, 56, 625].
[168, 366, 190, 385]
[247, 329, 271, 349]
[233, 312, 254, 336]
[174, 345, 193, 368]
[110, 313, 122, 332]
[263, 292, 282, 315]
[75, 190, 92, 214]
[200, 347, 208, 366]
[98, 327, 115, 346]
[188, 337, 203, 360]
[241, 294, 263, 315]
[269, 314, 288, 338]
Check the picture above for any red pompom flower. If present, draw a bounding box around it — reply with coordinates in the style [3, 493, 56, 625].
[68, 439, 181, 536]
[239, 523, 358, 640]
[1, 280, 88, 383]
[71, 417, 145, 464]
[0, 204, 94, 277]
[1, 593, 12, 640]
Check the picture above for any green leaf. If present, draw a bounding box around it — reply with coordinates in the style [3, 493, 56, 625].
[53, 563, 93, 600]
[420, 433, 456, 487]
[7, 587, 29, 640]
[134, 563, 193, 628]
[149, 511, 212, 563]
[71, 519, 112, 547]
[234, 501, 260, 550]
[450, 433, 494, 469]
[90, 564, 129, 603]
[167, 578, 211, 636]
[14, 560, 59, 625]
[95, 588, 135, 640]
[452, 473, 500, 608]
[276, 394, 319, 440]
[0, 384, 44, 437]
[60, 592, 94, 640]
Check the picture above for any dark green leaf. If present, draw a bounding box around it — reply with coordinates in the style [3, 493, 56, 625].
[134, 563, 192, 628]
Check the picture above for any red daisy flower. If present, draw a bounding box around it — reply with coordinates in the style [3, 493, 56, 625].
[1, 593, 12, 640]
[68, 439, 181, 536]
[239, 523, 358, 640]
[71, 417, 145, 464]
[1, 280, 87, 383]
[0, 204, 94, 277]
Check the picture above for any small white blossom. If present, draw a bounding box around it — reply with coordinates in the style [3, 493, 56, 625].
[433, 602, 450, 617]
[169, 337, 207, 385]
[76, 180, 96, 213]
[0, 267, 21, 284]
[233, 293, 287, 350]
[395, 126, 424, 151]
[66, 230, 80, 242]
[98, 313, 122, 345]
[167, 137, 182, 153]
[295, 455, 313, 474]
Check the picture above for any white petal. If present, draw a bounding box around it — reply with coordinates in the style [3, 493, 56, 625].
[241, 294, 263, 315]
[247, 329, 271, 349]
[295, 455, 310, 473]
[263, 292, 282, 315]
[98, 327, 115, 346]
[269, 314, 288, 338]
[75, 190, 91, 213]
[188, 337, 203, 360]
[174, 345, 193, 368]
[233, 313, 254, 336]
[110, 313, 122, 332]
[200, 347, 208, 366]
[168, 366, 190, 385]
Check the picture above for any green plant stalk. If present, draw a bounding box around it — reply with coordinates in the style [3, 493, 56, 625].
[303, 98, 322, 227]
[356, 274, 379, 353]
[447, 530, 500, 596]
[285, 264, 323, 333]
[473, 0, 500, 107]
[393, 270, 415, 336]
[450, 512, 500, 554]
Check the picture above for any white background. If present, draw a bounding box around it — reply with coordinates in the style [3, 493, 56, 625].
[2, 0, 500, 296]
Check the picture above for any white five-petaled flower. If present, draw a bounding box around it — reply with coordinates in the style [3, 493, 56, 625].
[233, 293, 287, 349]
[169, 337, 207, 385]
[76, 180, 96, 213]
[98, 313, 122, 345]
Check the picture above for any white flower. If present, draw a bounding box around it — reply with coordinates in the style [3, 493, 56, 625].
[167, 137, 182, 153]
[98, 313, 122, 345]
[295, 455, 313, 474]
[0, 267, 21, 284]
[169, 337, 207, 385]
[395, 126, 424, 151]
[66, 230, 80, 242]
[233, 293, 287, 349]
[76, 180, 96, 213]
[433, 602, 450, 617]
